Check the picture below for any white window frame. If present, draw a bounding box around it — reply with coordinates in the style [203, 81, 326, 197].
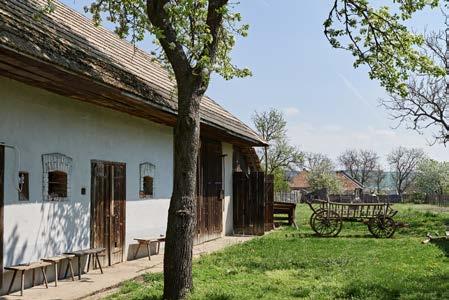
[139, 162, 155, 199]
[42, 153, 72, 201]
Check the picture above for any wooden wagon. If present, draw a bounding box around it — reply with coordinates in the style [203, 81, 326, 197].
[306, 199, 398, 238]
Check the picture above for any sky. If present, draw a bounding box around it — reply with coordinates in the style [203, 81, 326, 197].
[61, 0, 449, 167]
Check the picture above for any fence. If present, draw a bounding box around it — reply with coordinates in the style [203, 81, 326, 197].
[275, 191, 302, 204]
[400, 193, 449, 206]
[329, 193, 449, 205]
[275, 190, 449, 206]
[328, 194, 402, 203]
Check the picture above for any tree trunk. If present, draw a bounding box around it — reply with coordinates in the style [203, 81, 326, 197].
[163, 81, 203, 300]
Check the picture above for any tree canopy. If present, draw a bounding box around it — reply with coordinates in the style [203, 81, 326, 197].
[382, 28, 449, 144]
[338, 149, 379, 185]
[86, 0, 251, 83]
[305, 152, 342, 194]
[415, 159, 449, 195]
[325, 0, 445, 96]
[387, 147, 425, 196]
[253, 109, 302, 175]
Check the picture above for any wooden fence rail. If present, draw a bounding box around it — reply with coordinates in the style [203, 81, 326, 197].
[275, 191, 302, 204]
[275, 190, 449, 206]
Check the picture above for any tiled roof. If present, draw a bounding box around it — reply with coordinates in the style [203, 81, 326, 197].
[0, 0, 266, 146]
[335, 171, 364, 190]
[289, 170, 310, 190]
[289, 170, 364, 191]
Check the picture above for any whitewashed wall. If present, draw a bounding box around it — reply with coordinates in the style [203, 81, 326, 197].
[0, 77, 173, 268]
[0, 76, 237, 293]
[222, 142, 233, 235]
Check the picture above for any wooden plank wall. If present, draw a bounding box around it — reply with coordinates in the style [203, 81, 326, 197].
[249, 172, 265, 235]
[233, 171, 266, 236]
[195, 139, 223, 244]
[264, 174, 274, 232]
[112, 164, 126, 265]
[232, 172, 248, 235]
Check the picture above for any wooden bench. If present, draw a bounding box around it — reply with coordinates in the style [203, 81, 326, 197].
[133, 237, 165, 260]
[5, 261, 52, 296]
[41, 254, 75, 286]
[64, 247, 105, 280]
[274, 202, 297, 228]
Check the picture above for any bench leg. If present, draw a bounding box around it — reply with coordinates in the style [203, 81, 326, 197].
[32, 269, 35, 287]
[41, 267, 48, 289]
[64, 260, 69, 279]
[54, 262, 58, 287]
[95, 254, 103, 274]
[133, 243, 141, 259]
[157, 241, 161, 254]
[78, 256, 82, 280]
[147, 243, 151, 260]
[68, 259, 75, 281]
[7, 270, 17, 295]
[20, 270, 25, 296]
[86, 254, 91, 273]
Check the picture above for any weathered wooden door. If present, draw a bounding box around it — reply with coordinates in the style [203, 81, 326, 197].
[233, 171, 265, 236]
[196, 140, 223, 243]
[264, 174, 274, 231]
[0, 145, 4, 288]
[91, 161, 126, 266]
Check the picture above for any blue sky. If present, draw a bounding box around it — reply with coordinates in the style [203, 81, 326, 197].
[61, 0, 449, 166]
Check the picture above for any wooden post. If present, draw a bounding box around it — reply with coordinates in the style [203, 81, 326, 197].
[20, 271, 25, 296]
[54, 262, 58, 287]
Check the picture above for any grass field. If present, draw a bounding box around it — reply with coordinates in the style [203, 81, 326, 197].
[108, 204, 449, 299]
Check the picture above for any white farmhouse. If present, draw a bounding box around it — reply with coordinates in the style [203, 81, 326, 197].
[0, 0, 268, 294]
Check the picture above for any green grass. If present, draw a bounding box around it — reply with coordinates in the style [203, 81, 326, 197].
[108, 204, 449, 299]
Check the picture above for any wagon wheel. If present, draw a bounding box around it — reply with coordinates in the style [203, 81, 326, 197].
[368, 216, 396, 238]
[310, 209, 342, 237]
[309, 208, 325, 229]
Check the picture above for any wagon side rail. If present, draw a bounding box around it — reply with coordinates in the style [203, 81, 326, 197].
[308, 200, 397, 220]
[305, 198, 328, 213]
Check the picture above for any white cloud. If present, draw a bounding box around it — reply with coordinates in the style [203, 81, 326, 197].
[283, 107, 300, 117]
[287, 122, 449, 167]
[322, 124, 342, 132]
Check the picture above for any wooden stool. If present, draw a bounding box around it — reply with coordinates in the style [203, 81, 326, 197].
[5, 261, 52, 296]
[64, 248, 105, 280]
[41, 254, 75, 286]
[157, 237, 166, 254]
[133, 238, 155, 260]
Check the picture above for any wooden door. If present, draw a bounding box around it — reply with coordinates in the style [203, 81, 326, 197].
[91, 161, 126, 266]
[233, 171, 266, 235]
[250, 172, 265, 235]
[0, 145, 4, 288]
[196, 140, 223, 243]
[232, 172, 248, 235]
[264, 174, 274, 231]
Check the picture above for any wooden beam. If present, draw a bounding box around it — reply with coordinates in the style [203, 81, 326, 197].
[0, 47, 264, 147]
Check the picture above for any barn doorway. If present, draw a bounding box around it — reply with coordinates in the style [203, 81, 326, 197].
[91, 161, 126, 266]
[196, 139, 223, 244]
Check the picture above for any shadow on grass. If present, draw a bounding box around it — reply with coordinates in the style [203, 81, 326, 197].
[431, 239, 449, 257]
[284, 232, 375, 239]
[204, 293, 233, 300]
[340, 273, 449, 300]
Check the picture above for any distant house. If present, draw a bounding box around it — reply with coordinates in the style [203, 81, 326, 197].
[289, 170, 363, 196]
[364, 171, 400, 195]
[0, 0, 269, 294]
